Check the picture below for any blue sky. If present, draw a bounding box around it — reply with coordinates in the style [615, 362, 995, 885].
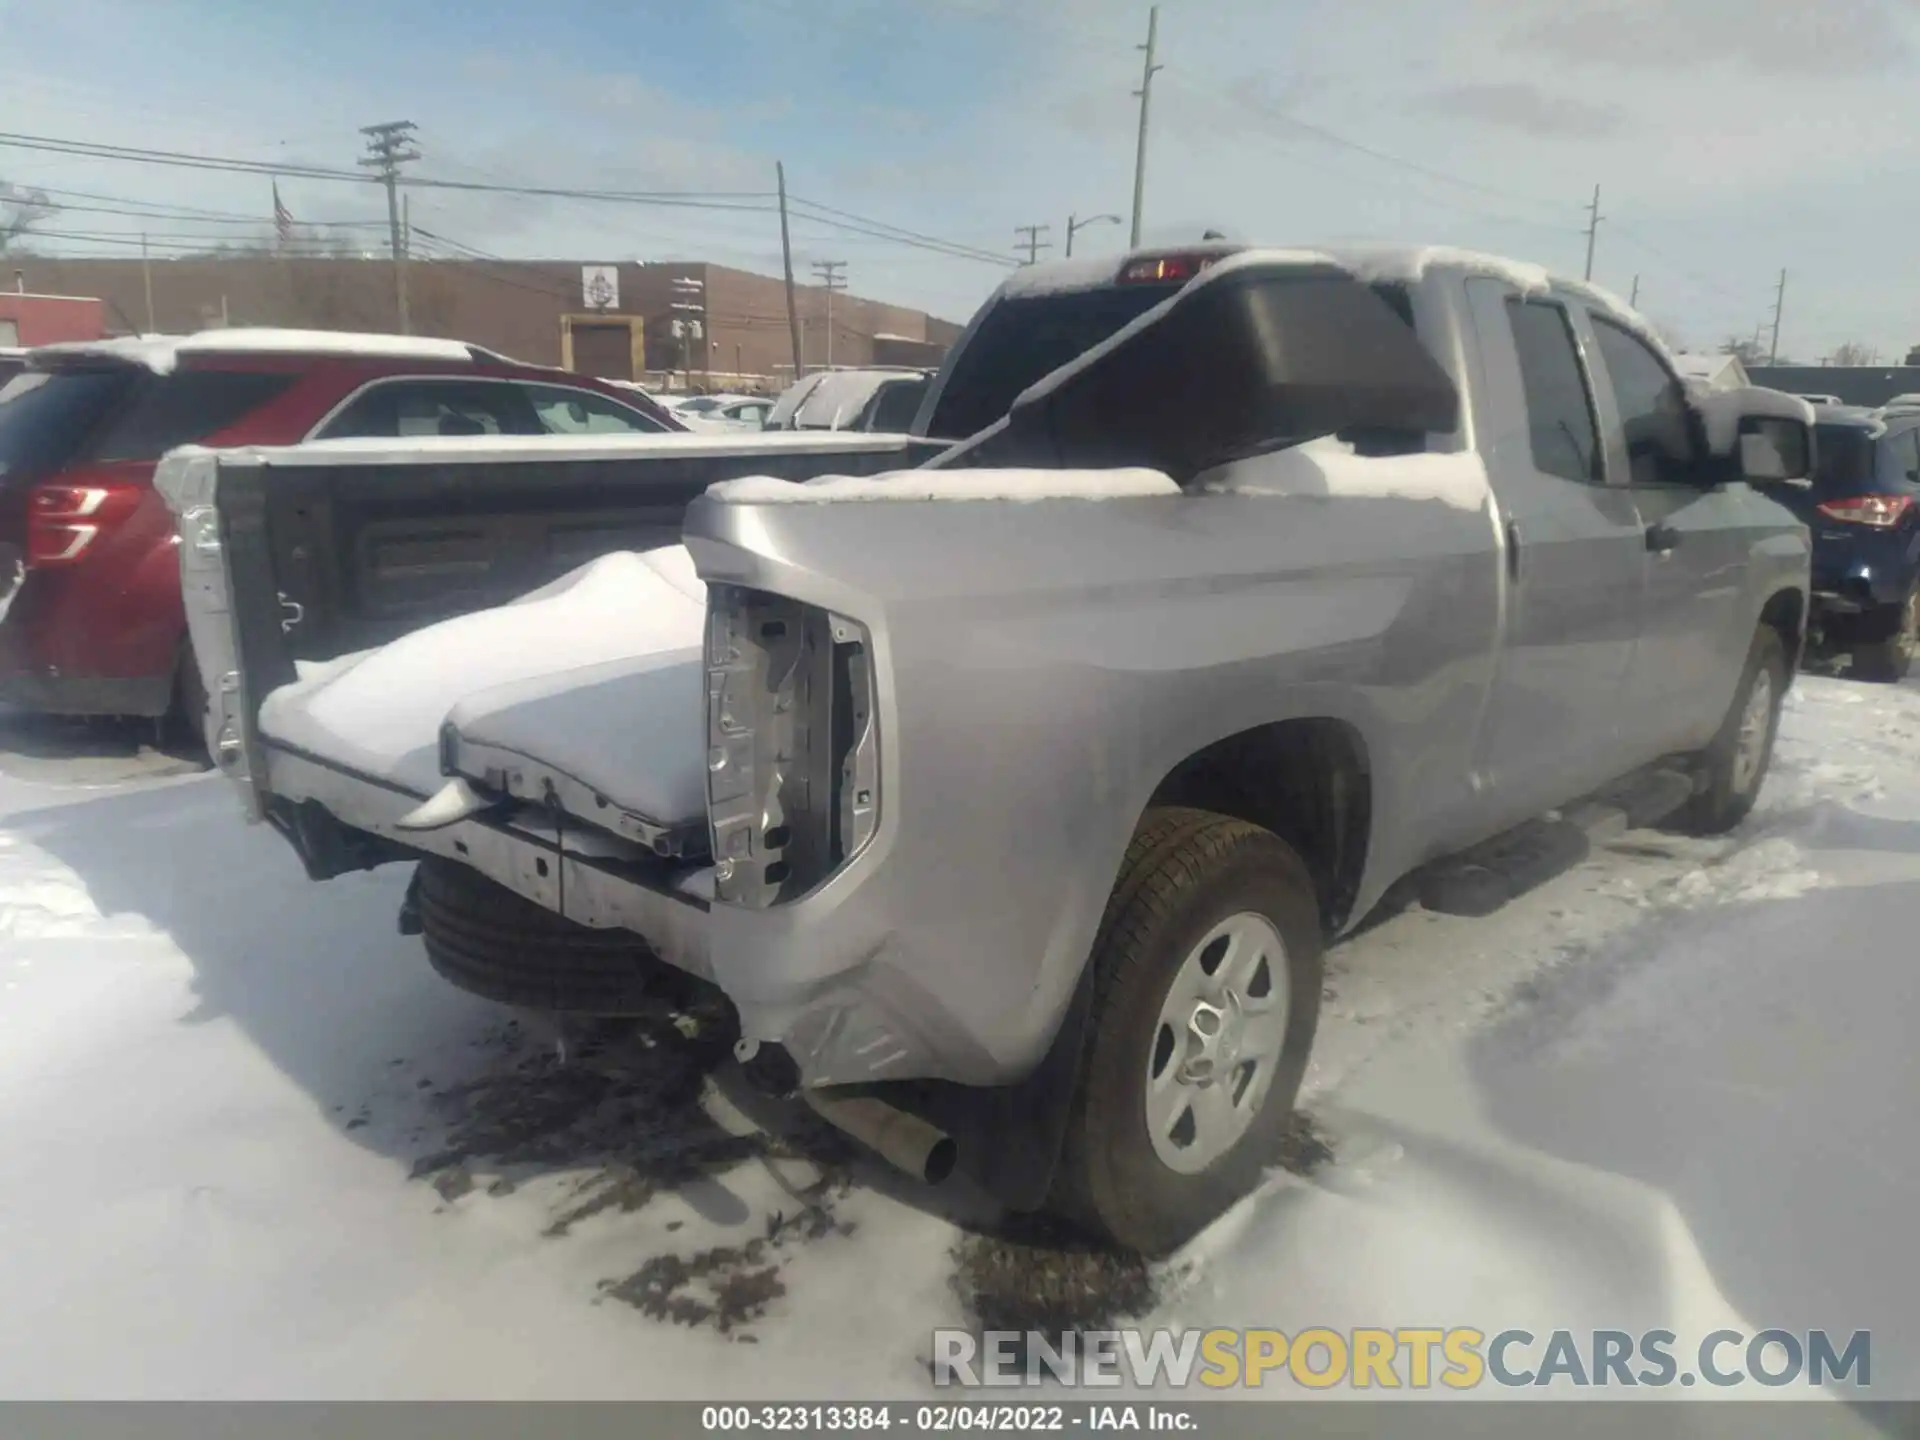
[7, 0, 1920, 358]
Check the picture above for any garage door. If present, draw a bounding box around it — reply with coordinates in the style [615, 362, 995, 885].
[571, 323, 633, 381]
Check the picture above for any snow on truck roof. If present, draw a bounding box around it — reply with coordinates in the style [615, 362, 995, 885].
[997, 242, 1670, 357]
[30, 328, 508, 375]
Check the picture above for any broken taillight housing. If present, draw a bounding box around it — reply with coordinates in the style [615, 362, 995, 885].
[27, 477, 142, 565]
[1816, 494, 1916, 528]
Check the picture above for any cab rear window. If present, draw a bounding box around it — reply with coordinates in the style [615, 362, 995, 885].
[924, 276, 1423, 444]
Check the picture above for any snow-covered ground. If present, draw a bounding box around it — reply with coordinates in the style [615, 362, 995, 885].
[1, 676, 1916, 1402]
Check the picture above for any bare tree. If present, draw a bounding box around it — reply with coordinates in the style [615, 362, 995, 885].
[1830, 341, 1876, 366]
[0, 181, 56, 254]
[1720, 336, 1766, 366]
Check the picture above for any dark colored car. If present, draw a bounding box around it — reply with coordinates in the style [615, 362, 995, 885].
[0, 329, 681, 733]
[0, 350, 24, 387]
[1785, 405, 1920, 679]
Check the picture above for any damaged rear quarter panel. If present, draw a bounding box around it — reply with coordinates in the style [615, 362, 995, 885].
[683, 485, 1501, 1086]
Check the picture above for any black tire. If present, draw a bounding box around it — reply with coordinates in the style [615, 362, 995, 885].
[1050, 806, 1324, 1256]
[415, 856, 699, 1015]
[1671, 626, 1788, 836]
[1850, 587, 1918, 683]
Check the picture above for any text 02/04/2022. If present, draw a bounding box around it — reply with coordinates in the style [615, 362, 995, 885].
[700, 1405, 1199, 1432]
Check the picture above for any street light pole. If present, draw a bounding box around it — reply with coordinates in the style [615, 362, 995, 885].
[1065, 212, 1124, 258]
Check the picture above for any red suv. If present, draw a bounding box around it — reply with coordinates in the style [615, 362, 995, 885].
[0, 330, 681, 735]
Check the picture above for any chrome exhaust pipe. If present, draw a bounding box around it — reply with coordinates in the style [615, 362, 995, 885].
[804, 1090, 957, 1185]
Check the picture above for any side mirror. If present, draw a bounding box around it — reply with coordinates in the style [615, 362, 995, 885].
[1738, 416, 1813, 488]
[930, 262, 1460, 483]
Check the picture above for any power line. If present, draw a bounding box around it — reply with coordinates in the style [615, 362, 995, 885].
[0, 130, 369, 183]
[786, 196, 1015, 266]
[1165, 68, 1570, 215]
[3, 128, 1018, 272]
[1013, 224, 1052, 266]
[0, 131, 776, 210]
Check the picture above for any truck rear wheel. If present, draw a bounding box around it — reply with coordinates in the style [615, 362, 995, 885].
[1051, 807, 1323, 1256]
[414, 856, 701, 1015]
[1672, 625, 1787, 836]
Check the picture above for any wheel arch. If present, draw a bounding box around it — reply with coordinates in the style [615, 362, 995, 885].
[1143, 716, 1375, 933]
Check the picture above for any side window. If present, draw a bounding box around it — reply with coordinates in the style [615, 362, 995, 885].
[732, 401, 770, 426]
[88, 371, 298, 461]
[1590, 317, 1694, 486]
[1877, 427, 1920, 488]
[520, 383, 666, 435]
[317, 380, 541, 439]
[1505, 299, 1601, 484]
[865, 379, 929, 433]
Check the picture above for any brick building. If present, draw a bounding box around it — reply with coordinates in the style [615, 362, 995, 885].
[0, 288, 108, 347]
[4, 255, 967, 391]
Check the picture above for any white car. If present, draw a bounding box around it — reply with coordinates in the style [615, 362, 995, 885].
[674, 394, 773, 431]
[764, 369, 931, 434]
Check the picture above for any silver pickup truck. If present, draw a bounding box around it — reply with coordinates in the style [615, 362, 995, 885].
[162, 244, 1814, 1254]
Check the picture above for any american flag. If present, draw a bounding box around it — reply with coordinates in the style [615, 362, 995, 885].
[272, 181, 293, 247]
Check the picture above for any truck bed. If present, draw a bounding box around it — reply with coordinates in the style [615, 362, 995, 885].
[157, 430, 942, 834]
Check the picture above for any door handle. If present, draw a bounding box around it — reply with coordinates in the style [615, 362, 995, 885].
[1646, 522, 1680, 554]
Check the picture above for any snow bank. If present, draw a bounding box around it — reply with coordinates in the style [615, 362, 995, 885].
[704, 467, 1180, 504]
[1199, 436, 1492, 512]
[258, 547, 706, 795]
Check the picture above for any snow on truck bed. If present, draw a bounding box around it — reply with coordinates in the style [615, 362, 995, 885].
[260, 548, 708, 808]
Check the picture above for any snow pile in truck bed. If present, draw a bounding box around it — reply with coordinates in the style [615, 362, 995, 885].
[1199, 435, 1494, 512]
[443, 648, 709, 826]
[705, 466, 1180, 504]
[258, 547, 706, 796]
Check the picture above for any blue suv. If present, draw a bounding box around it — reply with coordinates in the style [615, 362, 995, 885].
[1791, 405, 1920, 680]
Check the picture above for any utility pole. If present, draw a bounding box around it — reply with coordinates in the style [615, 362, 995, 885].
[1768, 268, 1787, 365]
[140, 233, 155, 333]
[1129, 5, 1162, 249]
[670, 275, 705, 393]
[1629, 275, 1640, 307]
[1582, 184, 1602, 282]
[811, 260, 847, 370]
[1014, 224, 1052, 266]
[359, 120, 420, 333]
[776, 162, 803, 379]
[1066, 212, 1123, 258]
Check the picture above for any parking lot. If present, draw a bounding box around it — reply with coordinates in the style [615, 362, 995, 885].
[1, 670, 1915, 1401]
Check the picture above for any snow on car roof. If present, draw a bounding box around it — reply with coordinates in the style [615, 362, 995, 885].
[30, 328, 497, 376]
[793, 370, 916, 429]
[164, 429, 913, 470]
